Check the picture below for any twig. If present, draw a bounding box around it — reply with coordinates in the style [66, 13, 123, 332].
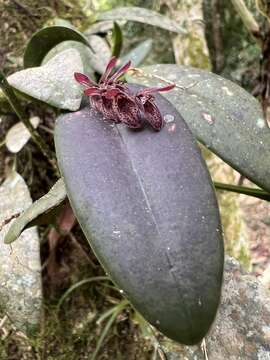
[201, 338, 209, 360]
[0, 71, 58, 171]
[128, 67, 198, 91]
[231, 0, 261, 43]
[211, 0, 225, 72]
[0, 315, 8, 330]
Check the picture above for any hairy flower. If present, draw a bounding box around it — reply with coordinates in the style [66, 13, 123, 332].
[74, 57, 175, 131]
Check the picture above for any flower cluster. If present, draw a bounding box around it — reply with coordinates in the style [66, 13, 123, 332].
[74, 57, 175, 131]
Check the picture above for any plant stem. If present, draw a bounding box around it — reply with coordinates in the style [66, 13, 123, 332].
[231, 0, 261, 43]
[0, 71, 57, 170]
[214, 181, 270, 201]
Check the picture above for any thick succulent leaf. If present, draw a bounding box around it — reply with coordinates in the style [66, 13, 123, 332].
[127, 65, 270, 192]
[42, 41, 95, 79]
[24, 25, 91, 68]
[87, 35, 111, 74]
[54, 84, 224, 345]
[0, 172, 42, 335]
[97, 7, 187, 34]
[119, 39, 153, 67]
[8, 49, 83, 111]
[5, 178, 66, 245]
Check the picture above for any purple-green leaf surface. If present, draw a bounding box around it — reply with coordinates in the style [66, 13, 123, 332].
[54, 85, 224, 345]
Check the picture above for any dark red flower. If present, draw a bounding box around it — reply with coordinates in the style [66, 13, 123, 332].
[74, 57, 175, 131]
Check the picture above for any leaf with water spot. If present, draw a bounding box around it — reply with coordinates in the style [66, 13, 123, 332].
[97, 7, 187, 34]
[54, 84, 224, 345]
[42, 41, 95, 79]
[87, 35, 111, 74]
[8, 49, 83, 111]
[127, 65, 270, 192]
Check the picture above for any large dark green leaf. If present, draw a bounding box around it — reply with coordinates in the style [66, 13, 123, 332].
[97, 7, 187, 34]
[24, 25, 91, 68]
[127, 65, 270, 192]
[54, 84, 224, 345]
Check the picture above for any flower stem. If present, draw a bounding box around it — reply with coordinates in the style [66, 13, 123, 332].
[214, 181, 270, 201]
[0, 71, 57, 171]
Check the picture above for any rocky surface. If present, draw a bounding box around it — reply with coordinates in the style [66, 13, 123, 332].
[162, 256, 270, 359]
[0, 171, 42, 335]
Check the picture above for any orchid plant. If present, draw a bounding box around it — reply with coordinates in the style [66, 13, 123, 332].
[74, 57, 175, 130]
[1, 7, 270, 359]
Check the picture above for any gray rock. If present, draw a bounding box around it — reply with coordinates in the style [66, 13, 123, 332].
[162, 256, 270, 359]
[0, 172, 42, 335]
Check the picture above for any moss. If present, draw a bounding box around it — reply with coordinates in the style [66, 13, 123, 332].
[174, 32, 211, 69]
[218, 191, 251, 271]
[202, 147, 251, 270]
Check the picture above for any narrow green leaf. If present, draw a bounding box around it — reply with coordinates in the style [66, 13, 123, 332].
[111, 22, 123, 58]
[91, 300, 129, 360]
[57, 276, 109, 312]
[4, 178, 66, 244]
[97, 7, 187, 34]
[214, 182, 270, 201]
[0, 88, 11, 112]
[24, 25, 92, 68]
[127, 65, 270, 192]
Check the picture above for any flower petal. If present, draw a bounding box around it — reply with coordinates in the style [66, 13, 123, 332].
[84, 88, 101, 96]
[99, 57, 117, 84]
[137, 84, 175, 96]
[104, 88, 121, 98]
[142, 99, 164, 131]
[108, 60, 131, 83]
[74, 72, 97, 87]
[115, 95, 142, 128]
